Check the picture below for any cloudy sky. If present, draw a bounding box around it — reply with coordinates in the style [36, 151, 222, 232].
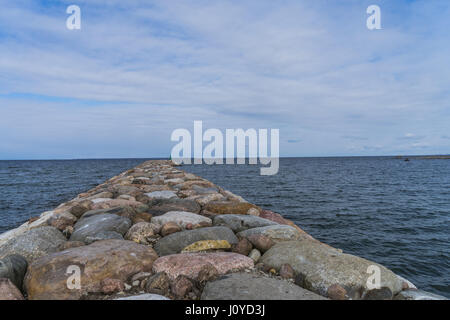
[0, 0, 449, 159]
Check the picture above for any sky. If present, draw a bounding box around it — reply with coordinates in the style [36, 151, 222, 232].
[0, 0, 449, 159]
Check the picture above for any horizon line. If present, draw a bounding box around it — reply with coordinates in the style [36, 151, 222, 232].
[1, 154, 449, 161]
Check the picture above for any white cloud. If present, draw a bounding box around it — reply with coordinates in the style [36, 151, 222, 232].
[0, 0, 449, 158]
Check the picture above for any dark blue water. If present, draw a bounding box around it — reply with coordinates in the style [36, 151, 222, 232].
[0, 157, 448, 297]
[0, 159, 147, 233]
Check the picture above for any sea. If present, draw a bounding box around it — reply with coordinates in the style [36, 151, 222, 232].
[0, 157, 448, 297]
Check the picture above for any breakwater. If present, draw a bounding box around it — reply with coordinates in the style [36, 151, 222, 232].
[0, 160, 446, 300]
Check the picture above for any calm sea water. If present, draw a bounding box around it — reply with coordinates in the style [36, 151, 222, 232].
[0, 157, 448, 297]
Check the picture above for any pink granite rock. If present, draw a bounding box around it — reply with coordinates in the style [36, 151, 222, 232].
[153, 252, 254, 280]
[0, 278, 24, 300]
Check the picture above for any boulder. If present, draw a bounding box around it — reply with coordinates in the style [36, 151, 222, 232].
[203, 201, 260, 215]
[248, 249, 261, 263]
[260, 240, 403, 299]
[132, 177, 152, 185]
[148, 198, 201, 216]
[171, 275, 194, 298]
[86, 191, 114, 200]
[24, 240, 158, 300]
[137, 185, 171, 193]
[84, 231, 124, 244]
[130, 271, 152, 284]
[59, 241, 85, 251]
[145, 191, 178, 200]
[165, 178, 184, 185]
[164, 173, 185, 179]
[177, 180, 215, 190]
[217, 190, 245, 203]
[178, 189, 198, 198]
[131, 212, 153, 224]
[67, 201, 93, 218]
[362, 287, 393, 300]
[70, 214, 132, 244]
[154, 227, 238, 256]
[160, 222, 182, 237]
[152, 211, 212, 229]
[181, 240, 231, 253]
[327, 284, 348, 300]
[0, 211, 60, 246]
[247, 208, 260, 216]
[117, 195, 136, 201]
[90, 199, 145, 211]
[80, 206, 136, 220]
[201, 273, 326, 300]
[184, 173, 198, 180]
[0, 278, 24, 300]
[153, 252, 254, 280]
[396, 274, 417, 290]
[213, 214, 277, 233]
[259, 210, 290, 225]
[146, 272, 170, 295]
[246, 234, 275, 252]
[48, 211, 78, 231]
[279, 264, 295, 280]
[111, 185, 142, 197]
[0, 254, 28, 289]
[237, 225, 304, 243]
[0, 226, 66, 263]
[101, 278, 125, 294]
[196, 264, 220, 285]
[125, 222, 158, 245]
[191, 185, 219, 194]
[231, 238, 253, 256]
[394, 289, 448, 300]
[193, 193, 226, 206]
[115, 293, 170, 300]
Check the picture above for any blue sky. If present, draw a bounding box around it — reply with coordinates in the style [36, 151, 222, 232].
[0, 0, 449, 159]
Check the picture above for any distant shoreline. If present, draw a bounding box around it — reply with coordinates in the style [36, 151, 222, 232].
[1, 155, 449, 161]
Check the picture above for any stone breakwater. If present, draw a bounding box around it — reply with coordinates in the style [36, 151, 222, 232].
[0, 160, 446, 300]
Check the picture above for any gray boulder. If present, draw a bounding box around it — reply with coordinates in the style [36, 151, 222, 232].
[154, 226, 238, 256]
[394, 289, 448, 300]
[151, 211, 212, 229]
[145, 191, 178, 200]
[80, 206, 136, 220]
[213, 214, 277, 233]
[237, 225, 303, 242]
[84, 231, 124, 244]
[0, 226, 66, 263]
[192, 185, 218, 194]
[70, 214, 131, 244]
[260, 240, 403, 299]
[0, 254, 28, 289]
[148, 198, 201, 216]
[201, 272, 326, 300]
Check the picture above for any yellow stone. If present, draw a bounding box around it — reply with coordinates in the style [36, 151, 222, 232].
[181, 240, 231, 253]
